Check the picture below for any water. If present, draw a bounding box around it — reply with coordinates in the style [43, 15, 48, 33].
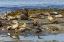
[0, 0, 64, 15]
[0, 33, 64, 42]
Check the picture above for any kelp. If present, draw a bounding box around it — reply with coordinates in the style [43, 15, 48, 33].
[7, 8, 64, 17]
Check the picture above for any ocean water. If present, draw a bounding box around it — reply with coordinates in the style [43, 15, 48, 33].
[0, 0, 64, 14]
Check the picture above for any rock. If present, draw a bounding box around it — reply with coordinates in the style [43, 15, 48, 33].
[22, 8, 28, 17]
[20, 14, 28, 20]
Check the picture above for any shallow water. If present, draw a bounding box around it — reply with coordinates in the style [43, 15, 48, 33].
[0, 30, 64, 42]
[0, 33, 64, 42]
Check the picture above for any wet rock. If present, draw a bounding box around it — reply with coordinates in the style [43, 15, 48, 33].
[20, 14, 28, 20]
[22, 8, 28, 17]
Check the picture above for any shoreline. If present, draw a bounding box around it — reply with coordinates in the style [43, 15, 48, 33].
[6, 8, 64, 17]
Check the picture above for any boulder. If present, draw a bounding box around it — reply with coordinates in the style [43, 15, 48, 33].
[20, 14, 28, 20]
[22, 8, 28, 17]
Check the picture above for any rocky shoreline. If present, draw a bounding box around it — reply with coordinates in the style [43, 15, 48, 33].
[0, 15, 64, 33]
[0, 8, 64, 41]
